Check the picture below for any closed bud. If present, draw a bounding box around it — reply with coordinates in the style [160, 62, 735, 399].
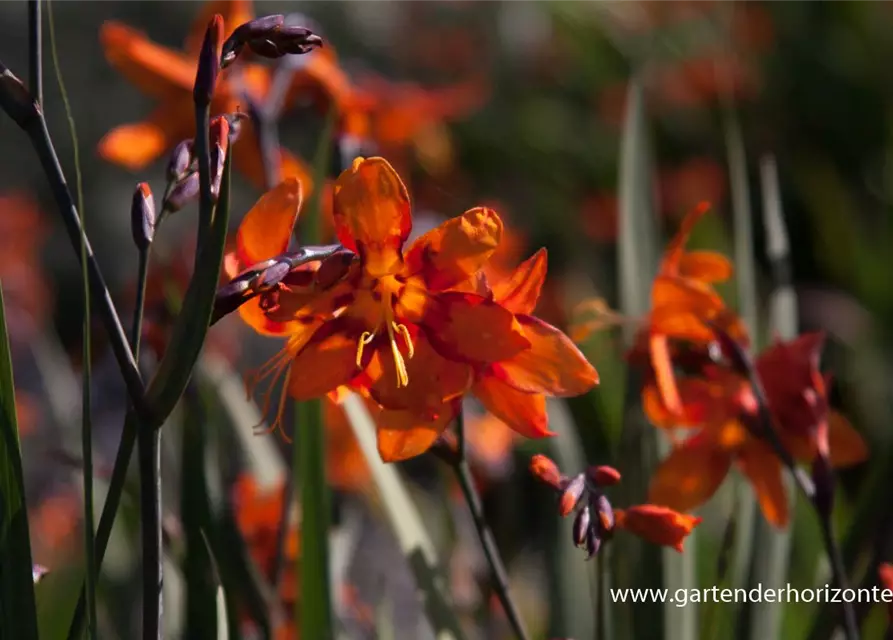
[0, 62, 39, 128]
[529, 454, 564, 492]
[592, 493, 615, 535]
[585, 525, 601, 559]
[558, 474, 586, 517]
[194, 14, 224, 107]
[587, 465, 621, 487]
[221, 15, 285, 67]
[167, 139, 194, 183]
[164, 172, 199, 213]
[572, 506, 591, 548]
[209, 116, 231, 201]
[131, 182, 156, 251]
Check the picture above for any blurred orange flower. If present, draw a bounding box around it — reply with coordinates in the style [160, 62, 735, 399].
[613, 505, 701, 552]
[644, 202, 745, 419]
[647, 335, 867, 528]
[98, 0, 312, 189]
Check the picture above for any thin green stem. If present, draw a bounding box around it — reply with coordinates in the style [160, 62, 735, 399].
[452, 411, 530, 640]
[46, 2, 95, 636]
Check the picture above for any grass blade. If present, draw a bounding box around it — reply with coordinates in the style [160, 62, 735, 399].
[748, 155, 798, 640]
[341, 392, 465, 639]
[0, 284, 39, 640]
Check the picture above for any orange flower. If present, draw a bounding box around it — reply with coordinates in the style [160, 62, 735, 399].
[645, 202, 745, 419]
[239, 157, 526, 461]
[469, 249, 599, 438]
[647, 337, 867, 528]
[613, 505, 701, 553]
[98, 0, 312, 189]
[322, 390, 371, 492]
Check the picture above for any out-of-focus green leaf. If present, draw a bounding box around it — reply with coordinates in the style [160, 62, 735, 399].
[723, 104, 759, 597]
[749, 155, 798, 640]
[0, 284, 39, 640]
[340, 392, 465, 640]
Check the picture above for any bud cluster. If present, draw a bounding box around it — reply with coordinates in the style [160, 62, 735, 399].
[221, 15, 323, 68]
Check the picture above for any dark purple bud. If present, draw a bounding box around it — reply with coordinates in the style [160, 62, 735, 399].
[194, 14, 224, 107]
[220, 15, 285, 67]
[592, 493, 615, 536]
[167, 139, 194, 183]
[811, 453, 835, 520]
[211, 277, 256, 325]
[585, 526, 601, 559]
[253, 260, 291, 293]
[314, 249, 356, 289]
[275, 26, 324, 54]
[572, 506, 591, 548]
[164, 172, 200, 213]
[208, 117, 231, 201]
[0, 62, 39, 128]
[558, 474, 586, 517]
[131, 182, 156, 251]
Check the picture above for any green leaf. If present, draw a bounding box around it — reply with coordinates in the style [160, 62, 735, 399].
[748, 155, 798, 640]
[340, 392, 465, 639]
[295, 398, 332, 638]
[0, 283, 39, 640]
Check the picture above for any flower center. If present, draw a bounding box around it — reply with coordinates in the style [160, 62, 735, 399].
[355, 288, 415, 387]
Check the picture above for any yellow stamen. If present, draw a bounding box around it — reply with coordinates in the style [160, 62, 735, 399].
[356, 331, 376, 368]
[353, 296, 416, 388]
[244, 344, 295, 440]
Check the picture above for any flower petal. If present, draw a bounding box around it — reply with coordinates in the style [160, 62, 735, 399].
[367, 333, 472, 412]
[377, 406, 455, 462]
[404, 207, 503, 291]
[737, 441, 789, 528]
[333, 157, 411, 276]
[827, 411, 868, 467]
[323, 396, 371, 491]
[424, 292, 530, 365]
[491, 315, 598, 396]
[98, 102, 192, 171]
[101, 22, 196, 98]
[288, 319, 362, 400]
[648, 433, 731, 514]
[491, 248, 547, 315]
[236, 178, 302, 267]
[660, 201, 711, 274]
[473, 375, 552, 438]
[678, 251, 733, 283]
[650, 334, 683, 419]
[614, 505, 703, 552]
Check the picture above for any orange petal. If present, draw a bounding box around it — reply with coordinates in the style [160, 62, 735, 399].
[185, 0, 255, 53]
[648, 433, 731, 513]
[473, 375, 552, 438]
[323, 397, 371, 491]
[377, 406, 455, 462]
[490, 248, 547, 315]
[288, 320, 361, 400]
[491, 316, 598, 397]
[425, 292, 530, 365]
[333, 157, 411, 277]
[101, 22, 196, 98]
[403, 207, 503, 291]
[660, 201, 711, 275]
[98, 101, 193, 171]
[827, 411, 868, 467]
[615, 505, 703, 552]
[367, 334, 473, 413]
[650, 334, 683, 418]
[678, 251, 733, 283]
[236, 178, 303, 267]
[737, 441, 789, 528]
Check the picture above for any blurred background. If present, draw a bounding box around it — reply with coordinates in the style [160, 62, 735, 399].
[2, 1, 893, 638]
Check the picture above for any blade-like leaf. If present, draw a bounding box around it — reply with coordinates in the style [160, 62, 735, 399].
[0, 284, 39, 640]
[341, 392, 465, 639]
[748, 155, 798, 640]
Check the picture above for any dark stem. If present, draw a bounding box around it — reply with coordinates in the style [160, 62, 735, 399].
[194, 102, 211, 266]
[133, 243, 162, 640]
[24, 114, 149, 418]
[28, 0, 41, 105]
[817, 516, 859, 640]
[451, 411, 530, 640]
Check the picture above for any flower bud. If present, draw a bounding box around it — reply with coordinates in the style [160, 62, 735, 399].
[221, 16, 322, 66]
[164, 172, 200, 213]
[572, 506, 591, 548]
[194, 14, 224, 107]
[221, 15, 285, 67]
[587, 465, 621, 487]
[558, 473, 586, 517]
[592, 493, 615, 535]
[585, 526, 601, 559]
[209, 116, 231, 201]
[131, 182, 156, 251]
[0, 62, 39, 128]
[529, 454, 564, 492]
[167, 139, 194, 183]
